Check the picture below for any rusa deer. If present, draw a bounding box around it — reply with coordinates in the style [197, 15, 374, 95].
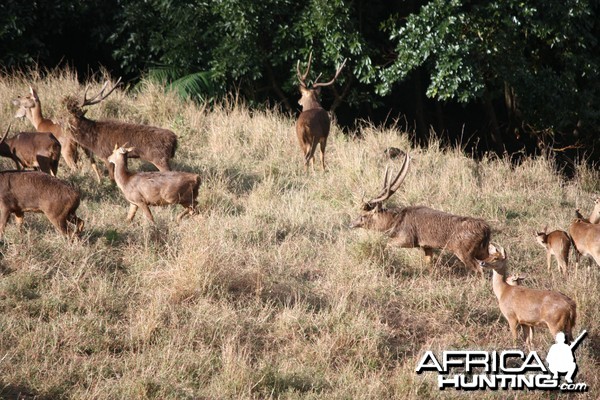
[296, 53, 346, 171]
[569, 217, 600, 267]
[61, 78, 177, 181]
[478, 244, 576, 347]
[534, 227, 571, 274]
[107, 145, 200, 223]
[0, 124, 61, 175]
[0, 129, 83, 237]
[12, 87, 100, 178]
[349, 154, 491, 276]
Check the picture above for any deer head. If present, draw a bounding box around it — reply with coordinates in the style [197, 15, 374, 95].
[349, 153, 411, 229]
[296, 53, 346, 111]
[477, 243, 507, 272]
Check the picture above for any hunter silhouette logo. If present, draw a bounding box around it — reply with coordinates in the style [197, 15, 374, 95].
[415, 330, 588, 392]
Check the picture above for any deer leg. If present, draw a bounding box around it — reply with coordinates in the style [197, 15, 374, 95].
[0, 208, 10, 237]
[305, 137, 319, 172]
[508, 319, 519, 347]
[48, 216, 69, 236]
[422, 247, 434, 264]
[126, 204, 138, 222]
[547, 252, 552, 272]
[319, 139, 327, 170]
[14, 211, 24, 232]
[138, 203, 155, 224]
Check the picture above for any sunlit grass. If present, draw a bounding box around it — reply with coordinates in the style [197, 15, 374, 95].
[0, 69, 598, 399]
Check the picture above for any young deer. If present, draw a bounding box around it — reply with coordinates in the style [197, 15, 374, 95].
[534, 227, 571, 274]
[478, 244, 576, 347]
[349, 154, 491, 276]
[62, 78, 177, 181]
[108, 145, 200, 223]
[569, 217, 600, 267]
[0, 126, 83, 236]
[12, 86, 98, 176]
[0, 124, 61, 176]
[296, 53, 346, 171]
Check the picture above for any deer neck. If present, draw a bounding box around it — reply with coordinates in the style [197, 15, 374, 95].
[300, 98, 323, 112]
[112, 156, 132, 188]
[491, 268, 509, 299]
[28, 102, 46, 129]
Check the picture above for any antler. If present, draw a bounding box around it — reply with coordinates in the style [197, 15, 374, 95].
[312, 58, 347, 88]
[0, 123, 11, 144]
[363, 153, 411, 210]
[296, 52, 313, 88]
[80, 77, 122, 107]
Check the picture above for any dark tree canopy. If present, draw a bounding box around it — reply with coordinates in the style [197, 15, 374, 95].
[1, 0, 599, 161]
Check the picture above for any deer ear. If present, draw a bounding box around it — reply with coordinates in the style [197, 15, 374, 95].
[125, 147, 135, 153]
[29, 86, 38, 100]
[488, 243, 497, 254]
[498, 246, 506, 259]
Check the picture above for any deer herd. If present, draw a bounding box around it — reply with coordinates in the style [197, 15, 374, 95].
[1, 57, 596, 350]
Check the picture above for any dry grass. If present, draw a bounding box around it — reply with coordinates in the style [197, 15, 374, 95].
[0, 69, 598, 399]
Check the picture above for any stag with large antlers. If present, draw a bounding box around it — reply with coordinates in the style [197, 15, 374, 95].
[12, 86, 100, 178]
[349, 154, 491, 276]
[295, 53, 346, 171]
[61, 78, 177, 181]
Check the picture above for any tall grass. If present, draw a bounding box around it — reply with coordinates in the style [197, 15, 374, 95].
[0, 69, 598, 399]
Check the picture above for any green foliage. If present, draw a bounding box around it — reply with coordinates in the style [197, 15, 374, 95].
[380, 0, 600, 134]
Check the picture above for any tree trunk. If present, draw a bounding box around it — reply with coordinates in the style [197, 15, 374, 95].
[482, 86, 504, 154]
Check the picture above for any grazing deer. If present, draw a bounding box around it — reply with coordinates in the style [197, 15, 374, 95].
[12, 86, 99, 177]
[62, 78, 177, 181]
[534, 227, 571, 274]
[108, 145, 200, 223]
[296, 53, 346, 171]
[478, 244, 576, 347]
[0, 126, 83, 236]
[349, 154, 491, 276]
[569, 217, 600, 267]
[0, 124, 61, 176]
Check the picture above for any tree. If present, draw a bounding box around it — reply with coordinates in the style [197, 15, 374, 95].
[379, 0, 600, 153]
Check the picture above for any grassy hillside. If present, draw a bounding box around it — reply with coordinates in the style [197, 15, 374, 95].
[0, 70, 598, 399]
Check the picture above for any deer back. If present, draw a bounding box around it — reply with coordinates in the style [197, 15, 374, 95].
[0, 171, 80, 213]
[569, 219, 600, 257]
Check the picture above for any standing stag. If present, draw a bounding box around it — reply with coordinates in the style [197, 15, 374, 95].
[12, 87, 98, 177]
[61, 78, 177, 181]
[108, 145, 200, 224]
[478, 244, 577, 347]
[296, 53, 346, 171]
[349, 154, 491, 276]
[0, 129, 83, 237]
[0, 124, 60, 175]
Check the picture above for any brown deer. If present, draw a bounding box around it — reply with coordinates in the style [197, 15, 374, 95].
[478, 244, 577, 347]
[0, 124, 61, 175]
[569, 217, 600, 267]
[349, 154, 491, 276]
[0, 128, 83, 237]
[296, 53, 346, 171]
[108, 145, 200, 223]
[12, 87, 100, 178]
[61, 78, 177, 181]
[534, 227, 571, 274]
